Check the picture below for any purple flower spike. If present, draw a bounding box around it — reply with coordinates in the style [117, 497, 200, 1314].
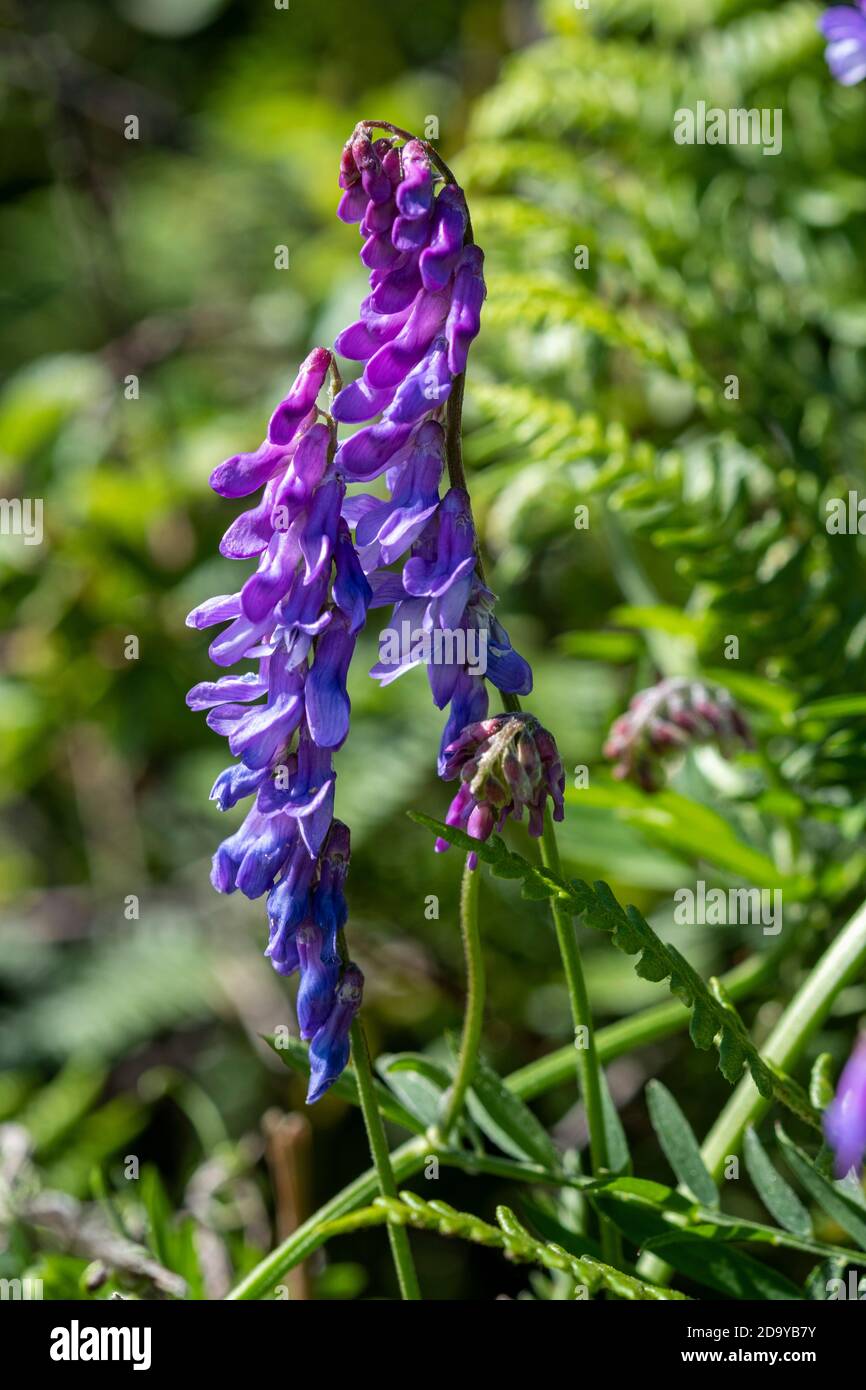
[307, 964, 364, 1104]
[824, 1037, 866, 1176]
[189, 124, 534, 1104]
[819, 4, 866, 85]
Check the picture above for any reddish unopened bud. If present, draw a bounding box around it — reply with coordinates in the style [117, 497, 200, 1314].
[437, 712, 565, 867]
[603, 677, 751, 791]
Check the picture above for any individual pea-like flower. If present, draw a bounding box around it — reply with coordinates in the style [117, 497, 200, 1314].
[436, 713, 565, 868]
[819, 3, 866, 85]
[308, 964, 364, 1104]
[824, 1036, 866, 1177]
[603, 676, 751, 792]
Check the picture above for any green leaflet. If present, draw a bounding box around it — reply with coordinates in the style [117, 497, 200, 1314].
[589, 1182, 802, 1299]
[375, 1053, 453, 1131]
[600, 1069, 631, 1175]
[743, 1128, 812, 1238]
[643, 1232, 803, 1301]
[776, 1127, 866, 1251]
[646, 1080, 718, 1208]
[450, 1045, 561, 1171]
[409, 812, 821, 1133]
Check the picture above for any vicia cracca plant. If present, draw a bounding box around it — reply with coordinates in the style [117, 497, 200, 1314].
[185, 123, 866, 1307]
[186, 124, 559, 1119]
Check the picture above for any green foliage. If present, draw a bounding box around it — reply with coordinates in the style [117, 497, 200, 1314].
[4, 0, 866, 1303]
[411, 813, 821, 1131]
[646, 1079, 719, 1207]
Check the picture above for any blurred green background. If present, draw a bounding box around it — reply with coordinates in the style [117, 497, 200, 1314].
[2, 0, 865, 1299]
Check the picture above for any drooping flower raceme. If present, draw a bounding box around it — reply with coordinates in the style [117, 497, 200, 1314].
[188, 126, 564, 1096]
[187, 348, 366, 1103]
[824, 1036, 866, 1177]
[819, 3, 866, 84]
[332, 128, 533, 778]
[603, 676, 751, 792]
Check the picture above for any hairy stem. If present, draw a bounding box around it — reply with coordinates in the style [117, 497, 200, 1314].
[349, 1018, 422, 1299]
[438, 858, 486, 1137]
[539, 809, 620, 1264]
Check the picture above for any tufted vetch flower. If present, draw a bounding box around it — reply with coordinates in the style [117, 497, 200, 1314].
[819, 3, 866, 84]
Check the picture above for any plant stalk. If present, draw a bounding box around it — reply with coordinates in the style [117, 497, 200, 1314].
[227, 937, 786, 1298]
[349, 1018, 422, 1299]
[539, 808, 620, 1264]
[438, 857, 486, 1137]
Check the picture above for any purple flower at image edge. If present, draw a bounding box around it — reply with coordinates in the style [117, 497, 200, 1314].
[819, 4, 866, 84]
[824, 1036, 866, 1177]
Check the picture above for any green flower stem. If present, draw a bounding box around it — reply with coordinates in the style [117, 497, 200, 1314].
[349, 1017, 422, 1300]
[701, 895, 866, 1181]
[438, 857, 485, 1138]
[539, 808, 619, 1264]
